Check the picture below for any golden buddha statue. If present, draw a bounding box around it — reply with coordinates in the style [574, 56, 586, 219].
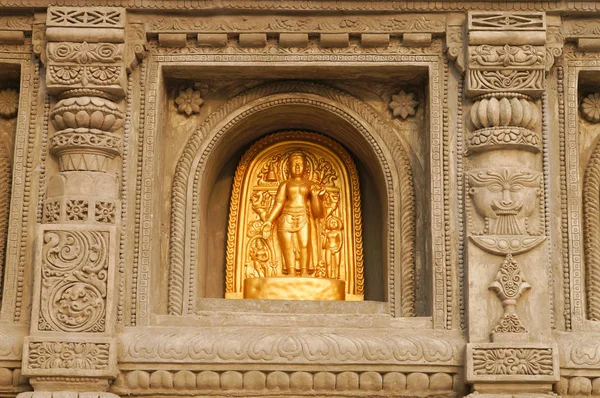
[225, 131, 364, 301]
[261, 152, 326, 277]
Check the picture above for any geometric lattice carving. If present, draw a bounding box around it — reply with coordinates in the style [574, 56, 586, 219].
[469, 12, 545, 30]
[48, 7, 125, 28]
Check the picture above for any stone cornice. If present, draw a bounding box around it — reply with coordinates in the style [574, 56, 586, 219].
[1, 1, 600, 12]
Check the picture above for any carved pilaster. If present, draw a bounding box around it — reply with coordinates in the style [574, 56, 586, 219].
[20, 6, 144, 396]
[457, 11, 559, 396]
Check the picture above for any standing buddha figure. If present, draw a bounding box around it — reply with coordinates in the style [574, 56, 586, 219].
[262, 152, 326, 277]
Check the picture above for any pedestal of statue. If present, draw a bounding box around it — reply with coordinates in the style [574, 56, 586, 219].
[243, 277, 346, 300]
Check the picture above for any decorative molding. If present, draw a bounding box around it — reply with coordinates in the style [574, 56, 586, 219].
[446, 22, 465, 73]
[118, 328, 461, 365]
[564, 57, 593, 331]
[557, 332, 600, 368]
[469, 44, 545, 68]
[149, 37, 443, 54]
[468, 69, 544, 96]
[112, 369, 456, 394]
[584, 109, 600, 322]
[47, 42, 124, 64]
[131, 57, 147, 326]
[565, 20, 600, 38]
[147, 14, 446, 34]
[0, 16, 33, 31]
[2, 1, 599, 12]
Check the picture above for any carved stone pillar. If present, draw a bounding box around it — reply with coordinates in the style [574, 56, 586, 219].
[454, 12, 561, 395]
[18, 7, 139, 396]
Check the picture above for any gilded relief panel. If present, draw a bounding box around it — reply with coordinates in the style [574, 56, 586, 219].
[225, 131, 364, 300]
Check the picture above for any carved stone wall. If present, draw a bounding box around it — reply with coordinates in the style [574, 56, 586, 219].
[1, 3, 600, 398]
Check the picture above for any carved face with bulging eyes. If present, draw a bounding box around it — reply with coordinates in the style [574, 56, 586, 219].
[468, 168, 541, 229]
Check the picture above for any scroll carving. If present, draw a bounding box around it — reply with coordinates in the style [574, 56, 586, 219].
[47, 42, 124, 64]
[38, 230, 109, 333]
[469, 45, 545, 68]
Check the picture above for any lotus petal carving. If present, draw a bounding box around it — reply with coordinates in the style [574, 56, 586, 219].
[471, 95, 539, 130]
[51, 96, 124, 133]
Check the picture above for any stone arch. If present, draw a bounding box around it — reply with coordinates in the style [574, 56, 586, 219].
[168, 81, 416, 317]
[584, 138, 600, 321]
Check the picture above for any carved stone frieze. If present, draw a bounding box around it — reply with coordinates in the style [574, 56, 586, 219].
[0, 16, 33, 31]
[466, 343, 559, 383]
[148, 14, 446, 34]
[472, 348, 553, 375]
[47, 43, 124, 64]
[2, 4, 599, 398]
[469, 44, 545, 68]
[112, 369, 457, 395]
[22, 336, 117, 378]
[27, 342, 110, 370]
[468, 69, 545, 97]
[119, 328, 462, 365]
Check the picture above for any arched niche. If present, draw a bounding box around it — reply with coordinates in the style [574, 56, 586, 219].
[583, 117, 600, 322]
[168, 82, 416, 317]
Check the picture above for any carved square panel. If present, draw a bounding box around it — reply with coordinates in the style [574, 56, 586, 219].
[466, 342, 559, 383]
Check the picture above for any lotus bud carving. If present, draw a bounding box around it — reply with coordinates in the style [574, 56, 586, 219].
[470, 95, 539, 130]
[51, 96, 124, 133]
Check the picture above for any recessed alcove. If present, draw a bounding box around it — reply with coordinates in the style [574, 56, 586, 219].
[0, 63, 21, 308]
[155, 65, 431, 318]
